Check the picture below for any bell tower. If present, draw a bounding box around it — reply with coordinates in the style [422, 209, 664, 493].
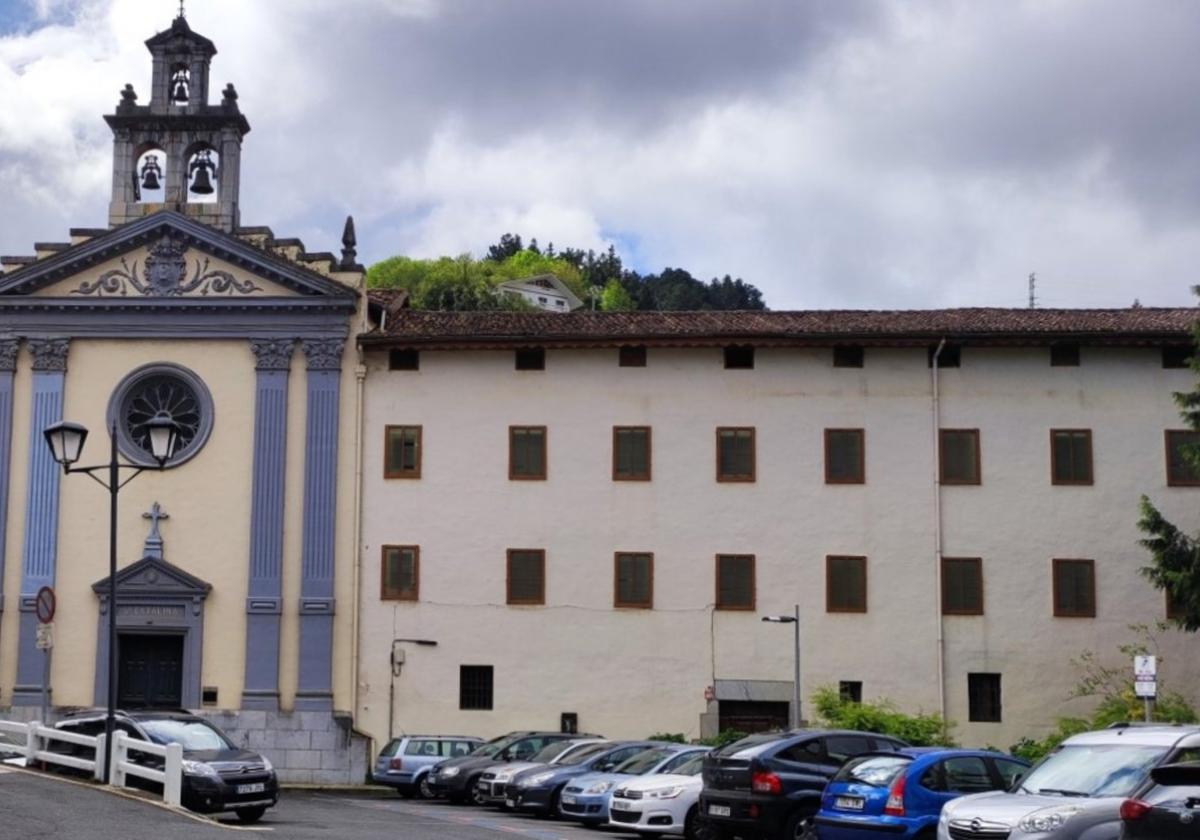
[104, 13, 250, 232]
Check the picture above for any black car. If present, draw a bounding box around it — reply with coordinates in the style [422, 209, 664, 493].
[1120, 761, 1200, 839]
[427, 730, 594, 804]
[53, 710, 279, 823]
[507, 740, 660, 817]
[699, 729, 907, 840]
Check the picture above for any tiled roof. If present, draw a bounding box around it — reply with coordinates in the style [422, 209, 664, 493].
[359, 307, 1199, 348]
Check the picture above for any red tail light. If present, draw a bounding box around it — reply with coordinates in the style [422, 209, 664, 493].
[389, 758, 403, 770]
[884, 773, 907, 816]
[1120, 799, 1151, 821]
[751, 770, 783, 795]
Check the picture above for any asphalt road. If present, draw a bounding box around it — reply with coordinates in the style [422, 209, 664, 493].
[0, 767, 638, 840]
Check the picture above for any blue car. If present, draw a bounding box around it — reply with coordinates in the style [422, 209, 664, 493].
[814, 748, 1029, 839]
[559, 744, 709, 825]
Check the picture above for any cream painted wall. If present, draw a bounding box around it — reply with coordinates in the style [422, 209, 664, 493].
[357, 345, 1200, 749]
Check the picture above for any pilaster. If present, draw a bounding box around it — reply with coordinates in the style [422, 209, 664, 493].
[295, 338, 343, 711]
[0, 340, 19, 625]
[241, 339, 293, 711]
[12, 338, 68, 705]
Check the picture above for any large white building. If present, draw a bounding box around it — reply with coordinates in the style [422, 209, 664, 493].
[355, 308, 1200, 750]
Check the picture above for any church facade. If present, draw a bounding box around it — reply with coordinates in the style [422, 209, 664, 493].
[0, 15, 370, 782]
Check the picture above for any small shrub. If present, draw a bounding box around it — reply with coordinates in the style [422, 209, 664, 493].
[697, 728, 748, 748]
[646, 732, 687, 744]
[812, 686, 956, 747]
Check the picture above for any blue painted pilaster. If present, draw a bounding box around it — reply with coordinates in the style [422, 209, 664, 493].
[295, 338, 343, 711]
[0, 341, 19, 646]
[241, 339, 294, 711]
[12, 338, 68, 705]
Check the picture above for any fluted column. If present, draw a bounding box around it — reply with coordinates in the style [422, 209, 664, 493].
[13, 338, 68, 705]
[295, 338, 344, 711]
[241, 339, 294, 711]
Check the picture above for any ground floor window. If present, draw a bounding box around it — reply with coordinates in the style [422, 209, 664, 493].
[460, 665, 494, 710]
[968, 673, 1002, 722]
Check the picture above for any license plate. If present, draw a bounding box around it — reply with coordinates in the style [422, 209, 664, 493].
[835, 795, 864, 810]
[561, 794, 577, 805]
[506, 798, 516, 808]
[237, 783, 266, 795]
[708, 804, 731, 817]
[612, 799, 633, 811]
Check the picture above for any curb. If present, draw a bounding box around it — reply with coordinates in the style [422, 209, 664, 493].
[282, 783, 395, 798]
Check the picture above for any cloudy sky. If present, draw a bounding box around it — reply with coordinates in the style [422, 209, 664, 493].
[2, 0, 1199, 310]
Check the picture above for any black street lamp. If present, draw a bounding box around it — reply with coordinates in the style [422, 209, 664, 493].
[42, 414, 181, 783]
[762, 605, 801, 729]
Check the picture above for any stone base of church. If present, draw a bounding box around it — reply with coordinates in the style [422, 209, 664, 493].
[0, 706, 372, 785]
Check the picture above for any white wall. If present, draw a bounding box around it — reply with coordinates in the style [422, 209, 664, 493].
[356, 344, 1200, 749]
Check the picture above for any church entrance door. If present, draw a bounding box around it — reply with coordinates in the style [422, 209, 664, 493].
[117, 634, 184, 709]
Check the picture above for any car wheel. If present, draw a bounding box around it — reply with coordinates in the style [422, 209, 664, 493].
[417, 775, 437, 800]
[235, 806, 267, 824]
[536, 787, 561, 819]
[468, 777, 486, 806]
[783, 811, 816, 840]
[691, 812, 731, 840]
[683, 805, 700, 840]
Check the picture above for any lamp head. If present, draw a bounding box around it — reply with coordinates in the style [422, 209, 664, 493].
[43, 421, 89, 470]
[144, 412, 181, 466]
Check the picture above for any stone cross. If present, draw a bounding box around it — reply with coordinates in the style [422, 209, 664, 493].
[142, 502, 169, 560]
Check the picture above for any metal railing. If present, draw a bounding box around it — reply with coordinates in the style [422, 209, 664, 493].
[0, 720, 182, 806]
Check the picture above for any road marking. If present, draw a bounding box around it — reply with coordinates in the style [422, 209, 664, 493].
[311, 795, 575, 840]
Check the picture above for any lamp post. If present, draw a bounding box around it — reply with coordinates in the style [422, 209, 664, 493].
[762, 604, 801, 729]
[42, 414, 180, 784]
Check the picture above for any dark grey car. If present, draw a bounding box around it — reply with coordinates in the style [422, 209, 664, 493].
[1119, 761, 1200, 839]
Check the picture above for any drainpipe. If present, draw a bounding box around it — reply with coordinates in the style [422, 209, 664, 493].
[930, 338, 947, 722]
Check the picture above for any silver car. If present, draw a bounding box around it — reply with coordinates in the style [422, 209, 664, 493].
[938, 725, 1200, 840]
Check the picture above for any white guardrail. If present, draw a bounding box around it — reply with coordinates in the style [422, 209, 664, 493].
[0, 719, 182, 807]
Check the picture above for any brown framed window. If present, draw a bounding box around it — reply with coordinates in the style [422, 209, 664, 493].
[942, 557, 983, 615]
[509, 426, 547, 480]
[614, 552, 653, 608]
[381, 545, 419, 601]
[833, 346, 864, 368]
[826, 555, 867, 613]
[716, 427, 756, 482]
[839, 681, 863, 703]
[724, 345, 755, 369]
[939, 429, 980, 485]
[1165, 430, 1200, 486]
[613, 426, 651, 481]
[1167, 590, 1187, 622]
[388, 348, 420, 370]
[515, 347, 545, 370]
[1051, 429, 1093, 485]
[715, 554, 755, 610]
[507, 549, 545, 605]
[1053, 559, 1096, 617]
[1162, 346, 1192, 369]
[825, 429, 865, 484]
[459, 665, 493, 710]
[619, 346, 647, 367]
[1050, 344, 1080, 367]
[384, 425, 422, 479]
[968, 673, 1001, 722]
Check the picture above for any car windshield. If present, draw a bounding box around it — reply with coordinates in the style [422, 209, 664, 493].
[714, 733, 785, 759]
[560, 743, 609, 766]
[616, 749, 673, 775]
[833, 755, 912, 787]
[673, 754, 705, 776]
[473, 735, 517, 758]
[532, 741, 575, 763]
[139, 719, 233, 751]
[1020, 744, 1166, 798]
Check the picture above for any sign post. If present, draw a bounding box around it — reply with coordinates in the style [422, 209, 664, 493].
[1134, 655, 1157, 723]
[35, 586, 56, 725]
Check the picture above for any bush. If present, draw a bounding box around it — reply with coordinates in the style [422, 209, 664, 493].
[697, 729, 748, 748]
[646, 732, 687, 744]
[812, 686, 956, 747]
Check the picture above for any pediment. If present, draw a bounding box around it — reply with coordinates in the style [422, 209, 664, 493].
[92, 555, 212, 600]
[0, 211, 357, 305]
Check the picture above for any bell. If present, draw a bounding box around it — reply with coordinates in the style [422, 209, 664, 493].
[189, 166, 213, 194]
[140, 156, 162, 191]
[172, 80, 188, 102]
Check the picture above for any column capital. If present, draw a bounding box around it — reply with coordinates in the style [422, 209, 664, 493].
[250, 338, 295, 371]
[301, 338, 345, 371]
[0, 339, 18, 372]
[27, 338, 69, 372]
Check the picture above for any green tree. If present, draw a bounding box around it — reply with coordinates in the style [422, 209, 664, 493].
[600, 278, 636, 311]
[1139, 300, 1200, 631]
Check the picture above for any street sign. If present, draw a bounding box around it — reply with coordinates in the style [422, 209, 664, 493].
[35, 623, 53, 651]
[34, 586, 56, 624]
[1134, 655, 1157, 701]
[1134, 655, 1157, 677]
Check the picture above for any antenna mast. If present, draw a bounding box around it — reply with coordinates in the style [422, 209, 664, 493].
[1028, 272, 1037, 309]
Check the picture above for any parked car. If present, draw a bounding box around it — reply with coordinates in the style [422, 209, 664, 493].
[476, 738, 608, 807]
[1120, 761, 1200, 839]
[508, 740, 661, 817]
[700, 729, 908, 840]
[608, 750, 709, 839]
[938, 724, 1200, 840]
[372, 734, 483, 798]
[815, 748, 1029, 839]
[428, 731, 590, 804]
[53, 710, 279, 823]
[561, 744, 709, 826]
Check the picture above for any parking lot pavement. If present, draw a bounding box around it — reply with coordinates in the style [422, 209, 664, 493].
[0, 770, 633, 840]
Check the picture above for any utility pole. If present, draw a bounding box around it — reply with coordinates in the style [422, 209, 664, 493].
[1028, 273, 1037, 309]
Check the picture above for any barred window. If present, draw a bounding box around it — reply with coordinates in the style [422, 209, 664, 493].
[384, 426, 421, 479]
[507, 549, 546, 605]
[825, 429, 865, 484]
[515, 347, 545, 370]
[388, 349, 419, 370]
[1050, 344, 1079, 367]
[1051, 429, 1093, 485]
[1053, 559, 1096, 617]
[826, 556, 867, 613]
[939, 429, 980, 485]
[833, 346, 864, 368]
[717, 427, 756, 482]
[715, 554, 755, 610]
[839, 681, 863, 703]
[381, 545, 419, 601]
[942, 557, 983, 615]
[614, 553, 653, 608]
[613, 427, 651, 481]
[1166, 430, 1200, 486]
[509, 426, 547, 480]
[968, 673, 1002, 722]
[724, 346, 755, 369]
[619, 346, 647, 367]
[460, 665, 493, 710]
